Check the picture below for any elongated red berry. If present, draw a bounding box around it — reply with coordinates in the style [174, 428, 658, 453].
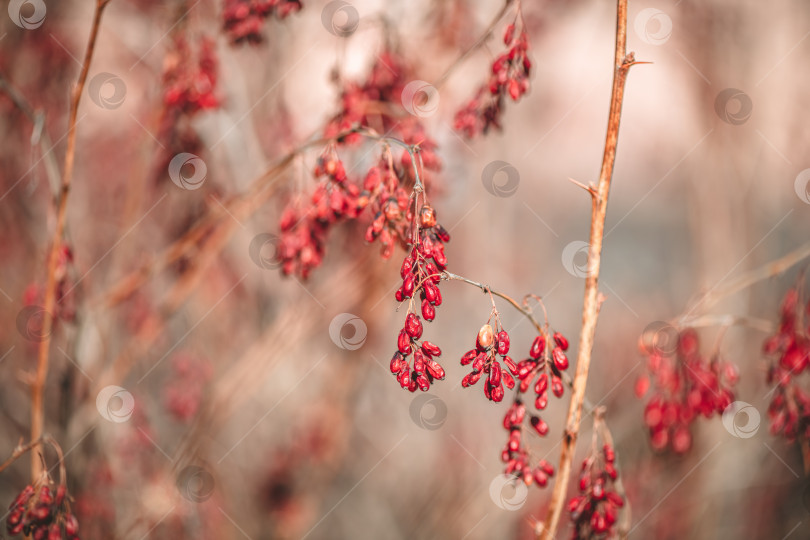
[552, 347, 568, 370]
[503, 372, 515, 389]
[405, 313, 423, 339]
[426, 359, 445, 380]
[471, 352, 487, 372]
[530, 415, 549, 435]
[422, 341, 441, 357]
[491, 383, 505, 402]
[413, 349, 426, 373]
[497, 331, 510, 355]
[534, 373, 548, 395]
[398, 329, 412, 355]
[460, 349, 477, 366]
[551, 375, 564, 397]
[529, 335, 545, 359]
[423, 281, 438, 303]
[502, 355, 517, 375]
[390, 352, 404, 374]
[489, 361, 502, 386]
[553, 331, 569, 351]
[402, 274, 415, 298]
[462, 371, 482, 387]
[421, 299, 436, 321]
[416, 373, 430, 391]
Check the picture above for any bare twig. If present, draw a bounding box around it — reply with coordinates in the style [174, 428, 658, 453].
[31, 0, 111, 480]
[0, 72, 61, 195]
[539, 1, 637, 537]
[680, 240, 810, 324]
[433, 0, 515, 90]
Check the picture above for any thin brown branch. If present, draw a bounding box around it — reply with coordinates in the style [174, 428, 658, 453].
[539, 1, 636, 538]
[31, 0, 110, 480]
[0, 71, 61, 195]
[0, 435, 65, 486]
[433, 0, 515, 90]
[681, 240, 810, 323]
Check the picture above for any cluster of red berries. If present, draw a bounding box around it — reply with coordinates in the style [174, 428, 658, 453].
[454, 19, 531, 138]
[157, 34, 221, 162]
[6, 484, 80, 539]
[276, 51, 443, 279]
[322, 51, 442, 180]
[460, 323, 516, 402]
[389, 204, 449, 392]
[515, 332, 569, 409]
[391, 321, 445, 392]
[277, 150, 365, 278]
[636, 328, 738, 453]
[568, 443, 624, 539]
[763, 288, 810, 443]
[163, 353, 212, 422]
[491, 328, 569, 487]
[162, 35, 219, 115]
[502, 399, 556, 487]
[222, 0, 302, 44]
[362, 157, 411, 258]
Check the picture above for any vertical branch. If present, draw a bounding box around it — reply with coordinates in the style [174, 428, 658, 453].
[31, 0, 111, 480]
[539, 0, 636, 538]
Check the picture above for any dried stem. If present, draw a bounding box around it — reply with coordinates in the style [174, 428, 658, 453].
[31, 0, 110, 480]
[680, 240, 810, 324]
[0, 72, 61, 195]
[539, 1, 636, 537]
[433, 0, 515, 89]
[0, 435, 66, 486]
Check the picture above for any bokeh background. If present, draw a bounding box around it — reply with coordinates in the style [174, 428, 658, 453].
[2, 0, 810, 538]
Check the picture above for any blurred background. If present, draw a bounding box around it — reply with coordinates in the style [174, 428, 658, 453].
[1, 0, 810, 538]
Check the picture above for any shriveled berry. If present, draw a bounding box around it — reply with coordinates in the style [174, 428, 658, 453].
[477, 324, 495, 350]
[397, 329, 412, 355]
[405, 313, 423, 338]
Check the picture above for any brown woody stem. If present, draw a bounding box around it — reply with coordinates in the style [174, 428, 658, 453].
[31, 0, 110, 480]
[539, 1, 636, 537]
